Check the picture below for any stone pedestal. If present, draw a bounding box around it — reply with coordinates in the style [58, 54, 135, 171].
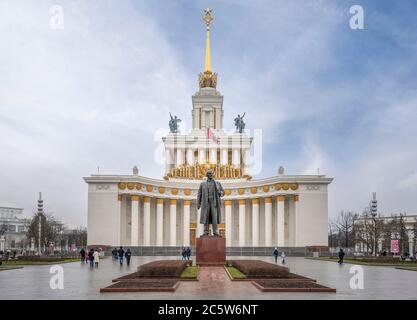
[196, 237, 226, 266]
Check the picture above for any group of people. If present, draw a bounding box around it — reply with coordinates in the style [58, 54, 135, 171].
[79, 247, 100, 269]
[272, 248, 286, 264]
[111, 247, 132, 266]
[181, 247, 192, 260]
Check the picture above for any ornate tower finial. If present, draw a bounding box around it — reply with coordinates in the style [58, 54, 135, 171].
[203, 8, 213, 72]
[199, 8, 217, 88]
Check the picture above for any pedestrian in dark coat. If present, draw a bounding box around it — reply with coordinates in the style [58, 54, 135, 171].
[273, 247, 279, 263]
[118, 246, 125, 266]
[186, 247, 191, 260]
[125, 248, 132, 266]
[338, 248, 345, 264]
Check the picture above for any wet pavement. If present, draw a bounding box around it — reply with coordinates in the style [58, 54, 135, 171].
[0, 256, 416, 299]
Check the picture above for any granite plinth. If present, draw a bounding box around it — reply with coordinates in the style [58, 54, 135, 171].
[196, 236, 226, 266]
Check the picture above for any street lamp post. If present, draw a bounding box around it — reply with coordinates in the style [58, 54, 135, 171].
[370, 192, 378, 256]
[37, 192, 44, 256]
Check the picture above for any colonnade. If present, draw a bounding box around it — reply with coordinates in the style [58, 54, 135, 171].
[119, 194, 299, 247]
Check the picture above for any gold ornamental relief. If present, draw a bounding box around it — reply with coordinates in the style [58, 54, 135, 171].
[199, 71, 217, 88]
[282, 183, 290, 191]
[127, 182, 135, 190]
[118, 182, 126, 190]
[184, 189, 192, 196]
[171, 188, 179, 195]
[290, 183, 299, 191]
[167, 162, 246, 180]
[135, 183, 142, 190]
[275, 183, 282, 191]
[250, 187, 257, 194]
[146, 185, 153, 192]
[238, 188, 245, 195]
[224, 189, 232, 196]
[158, 187, 166, 194]
[263, 185, 270, 192]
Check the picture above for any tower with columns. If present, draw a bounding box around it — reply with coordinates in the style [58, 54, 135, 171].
[84, 9, 333, 250]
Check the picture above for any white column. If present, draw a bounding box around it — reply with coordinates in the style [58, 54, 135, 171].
[221, 148, 228, 165]
[232, 148, 241, 167]
[176, 148, 184, 166]
[242, 149, 250, 175]
[183, 201, 190, 246]
[186, 148, 195, 165]
[252, 199, 259, 247]
[143, 197, 151, 246]
[294, 195, 299, 246]
[131, 196, 139, 246]
[117, 195, 122, 246]
[165, 148, 173, 174]
[156, 198, 164, 246]
[276, 195, 285, 247]
[264, 197, 272, 246]
[197, 208, 204, 237]
[170, 200, 177, 246]
[238, 199, 246, 247]
[225, 200, 232, 247]
[408, 230, 414, 258]
[198, 148, 206, 163]
[209, 148, 217, 164]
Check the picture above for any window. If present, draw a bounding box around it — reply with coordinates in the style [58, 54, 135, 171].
[18, 225, 24, 233]
[8, 225, 16, 232]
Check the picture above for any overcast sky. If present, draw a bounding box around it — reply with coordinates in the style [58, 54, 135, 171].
[1, 0, 416, 228]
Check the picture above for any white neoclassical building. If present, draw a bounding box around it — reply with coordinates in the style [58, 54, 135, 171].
[84, 9, 333, 249]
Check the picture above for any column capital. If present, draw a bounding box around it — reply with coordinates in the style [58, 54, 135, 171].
[131, 195, 140, 201]
[157, 198, 164, 204]
[184, 200, 191, 206]
[251, 198, 259, 205]
[238, 199, 246, 205]
[276, 195, 285, 202]
[264, 197, 272, 204]
[170, 199, 177, 205]
[294, 195, 299, 202]
[225, 200, 232, 206]
[143, 196, 151, 203]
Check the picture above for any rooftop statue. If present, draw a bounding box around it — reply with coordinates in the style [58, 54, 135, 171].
[169, 112, 181, 133]
[234, 112, 246, 133]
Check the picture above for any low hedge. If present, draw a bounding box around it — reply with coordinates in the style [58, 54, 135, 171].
[136, 260, 190, 278]
[227, 260, 290, 278]
[16, 256, 78, 262]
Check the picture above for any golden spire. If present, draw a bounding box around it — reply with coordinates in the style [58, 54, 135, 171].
[203, 8, 213, 72]
[199, 8, 217, 89]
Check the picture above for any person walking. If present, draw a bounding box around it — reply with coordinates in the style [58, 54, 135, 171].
[118, 246, 125, 266]
[273, 247, 279, 264]
[125, 248, 132, 266]
[281, 251, 286, 264]
[338, 248, 345, 265]
[186, 247, 191, 260]
[88, 248, 94, 269]
[79, 248, 86, 264]
[93, 248, 100, 268]
[181, 247, 186, 260]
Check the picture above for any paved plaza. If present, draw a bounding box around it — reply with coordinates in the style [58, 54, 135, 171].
[0, 256, 416, 300]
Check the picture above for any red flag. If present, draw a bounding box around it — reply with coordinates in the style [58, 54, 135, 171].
[207, 128, 220, 144]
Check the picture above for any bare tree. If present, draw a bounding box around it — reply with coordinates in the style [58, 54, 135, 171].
[334, 210, 358, 248]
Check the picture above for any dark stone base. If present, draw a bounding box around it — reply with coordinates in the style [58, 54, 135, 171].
[196, 237, 226, 266]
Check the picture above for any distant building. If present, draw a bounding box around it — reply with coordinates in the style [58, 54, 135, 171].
[0, 206, 29, 251]
[353, 214, 417, 256]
